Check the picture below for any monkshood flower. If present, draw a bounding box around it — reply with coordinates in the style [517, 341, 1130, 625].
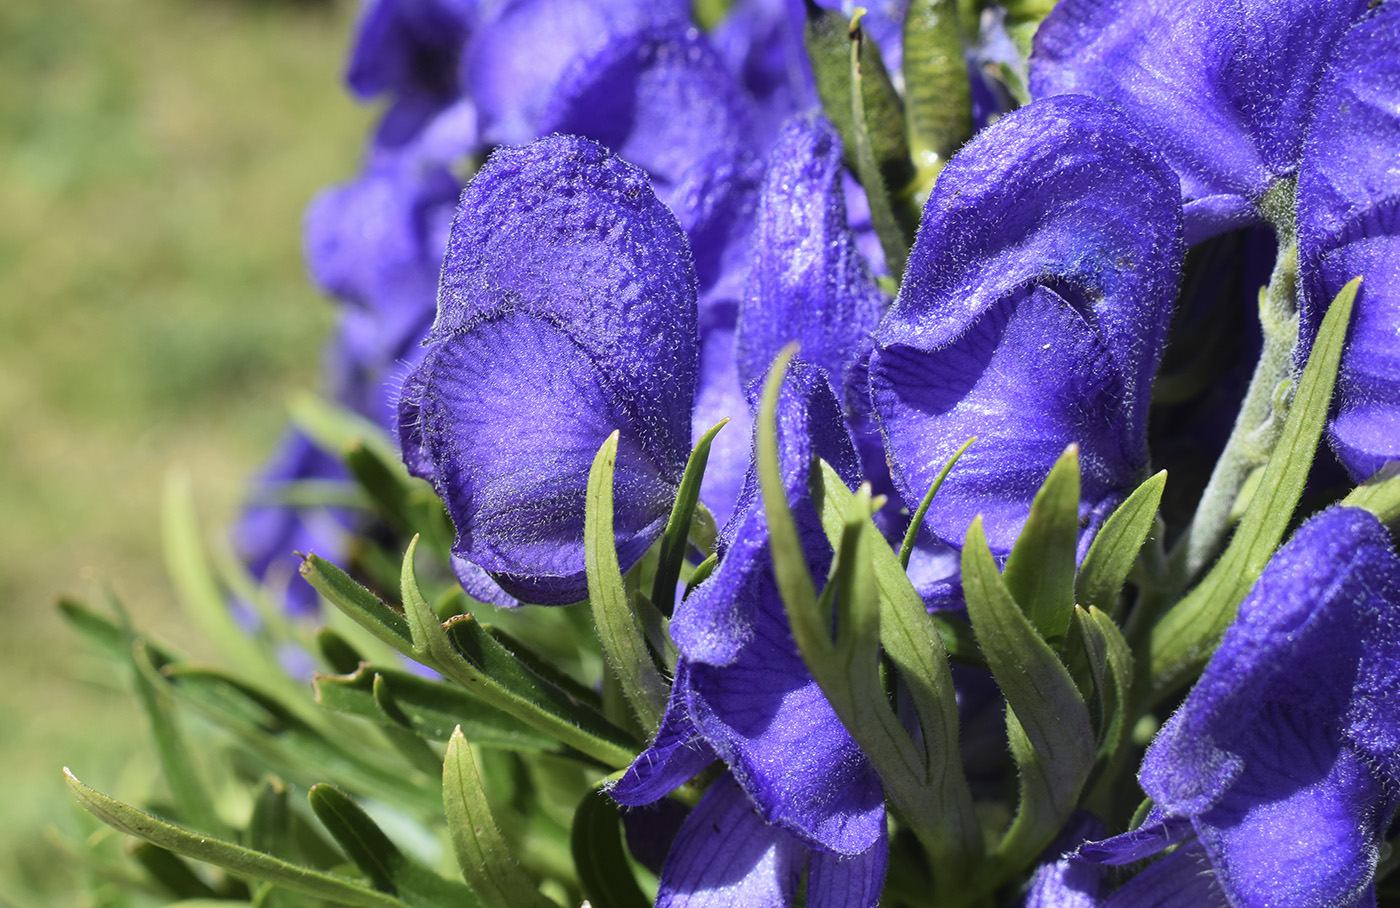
[612, 364, 887, 908]
[234, 430, 353, 619]
[1054, 507, 1400, 908]
[869, 95, 1183, 559]
[1297, 2, 1400, 481]
[1031, 0, 1380, 244]
[397, 135, 697, 606]
[346, 0, 478, 152]
[304, 159, 459, 429]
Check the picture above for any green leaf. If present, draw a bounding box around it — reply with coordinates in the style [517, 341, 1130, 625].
[301, 554, 414, 655]
[163, 472, 299, 701]
[128, 636, 226, 837]
[1002, 445, 1081, 645]
[484, 625, 604, 711]
[248, 776, 292, 858]
[1075, 471, 1167, 616]
[1144, 277, 1358, 705]
[288, 392, 399, 465]
[370, 675, 452, 777]
[757, 346, 821, 621]
[761, 355, 980, 881]
[902, 0, 972, 169]
[804, 5, 858, 162]
[1088, 607, 1133, 762]
[651, 418, 729, 614]
[442, 730, 560, 908]
[811, 460, 982, 873]
[897, 436, 975, 569]
[586, 432, 670, 734]
[159, 665, 438, 812]
[307, 784, 477, 907]
[57, 597, 134, 659]
[66, 770, 412, 908]
[433, 607, 639, 768]
[962, 516, 1095, 873]
[850, 10, 919, 277]
[683, 552, 718, 599]
[570, 791, 651, 908]
[1343, 462, 1400, 527]
[130, 843, 224, 901]
[400, 535, 456, 661]
[1001, 0, 1058, 59]
[316, 628, 367, 676]
[314, 665, 558, 752]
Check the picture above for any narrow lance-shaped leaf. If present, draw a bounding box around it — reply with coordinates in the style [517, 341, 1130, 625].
[902, 0, 972, 171]
[127, 635, 226, 838]
[586, 432, 670, 734]
[569, 791, 650, 908]
[850, 10, 919, 277]
[1144, 278, 1358, 705]
[442, 729, 560, 908]
[307, 784, 477, 908]
[398, 540, 640, 768]
[65, 770, 412, 908]
[650, 418, 728, 615]
[130, 843, 225, 902]
[1002, 445, 1081, 646]
[315, 627, 366, 675]
[812, 460, 983, 872]
[159, 665, 438, 812]
[962, 517, 1095, 879]
[804, 3, 858, 163]
[163, 472, 300, 703]
[314, 663, 558, 752]
[1075, 471, 1167, 616]
[300, 555, 413, 654]
[1088, 607, 1134, 764]
[1343, 462, 1400, 527]
[898, 436, 976, 569]
[370, 675, 451, 777]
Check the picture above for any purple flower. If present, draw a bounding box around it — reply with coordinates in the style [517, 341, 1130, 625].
[346, 0, 479, 152]
[1297, 2, 1400, 481]
[397, 135, 698, 605]
[1030, 0, 1375, 244]
[1073, 507, 1400, 908]
[869, 95, 1183, 556]
[234, 431, 354, 619]
[612, 365, 887, 907]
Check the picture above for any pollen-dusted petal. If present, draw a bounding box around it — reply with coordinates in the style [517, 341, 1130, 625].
[1031, 0, 1371, 240]
[736, 114, 886, 401]
[870, 95, 1181, 554]
[401, 135, 698, 604]
[1297, 3, 1400, 481]
[1137, 508, 1400, 908]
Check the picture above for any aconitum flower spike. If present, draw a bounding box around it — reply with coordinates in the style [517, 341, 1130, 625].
[869, 95, 1183, 556]
[1030, 0, 1375, 244]
[397, 135, 698, 605]
[1076, 507, 1400, 908]
[1297, 2, 1400, 481]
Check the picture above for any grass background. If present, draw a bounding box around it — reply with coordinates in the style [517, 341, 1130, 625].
[0, 0, 370, 900]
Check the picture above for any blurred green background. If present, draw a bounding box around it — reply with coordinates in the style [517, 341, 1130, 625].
[0, 0, 370, 900]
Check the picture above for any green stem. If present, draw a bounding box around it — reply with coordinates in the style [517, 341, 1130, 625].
[1168, 183, 1299, 587]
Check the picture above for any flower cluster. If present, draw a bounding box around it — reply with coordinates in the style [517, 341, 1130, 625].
[220, 0, 1400, 906]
